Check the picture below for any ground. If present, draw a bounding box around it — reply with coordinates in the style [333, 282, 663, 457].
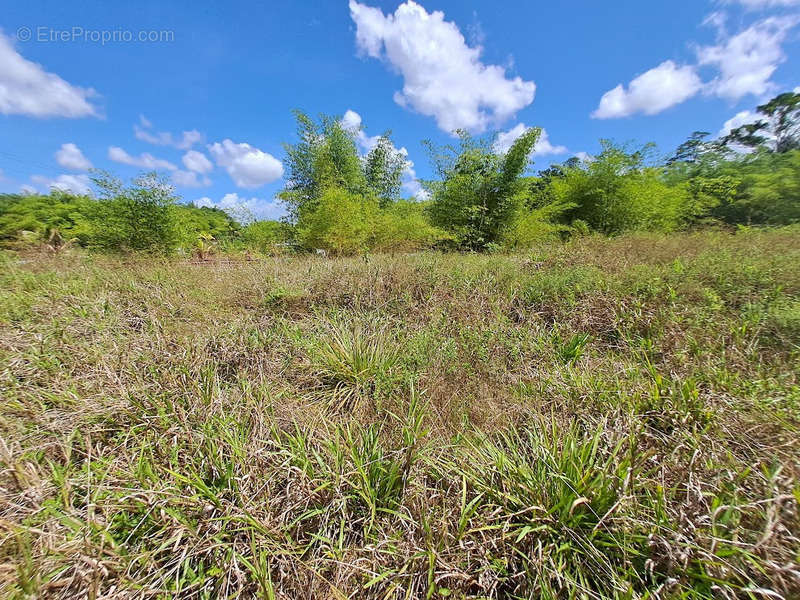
[1, 229, 799, 599]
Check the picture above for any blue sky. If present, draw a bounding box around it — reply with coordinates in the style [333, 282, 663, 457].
[2, 0, 800, 220]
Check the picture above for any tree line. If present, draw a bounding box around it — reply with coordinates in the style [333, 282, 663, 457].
[2, 92, 800, 255]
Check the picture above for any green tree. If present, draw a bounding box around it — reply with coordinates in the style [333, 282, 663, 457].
[0, 191, 95, 246]
[239, 220, 291, 253]
[296, 187, 377, 255]
[280, 111, 367, 223]
[722, 92, 800, 153]
[425, 127, 541, 250]
[364, 135, 408, 207]
[91, 171, 179, 252]
[553, 141, 699, 234]
[371, 200, 448, 252]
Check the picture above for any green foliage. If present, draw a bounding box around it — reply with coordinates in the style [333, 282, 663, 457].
[281, 111, 409, 223]
[280, 111, 367, 223]
[501, 196, 574, 249]
[91, 171, 179, 252]
[723, 91, 800, 153]
[425, 127, 542, 250]
[296, 186, 376, 255]
[553, 141, 700, 234]
[364, 135, 408, 206]
[713, 151, 800, 225]
[173, 204, 240, 249]
[0, 192, 95, 245]
[238, 220, 290, 253]
[370, 200, 448, 252]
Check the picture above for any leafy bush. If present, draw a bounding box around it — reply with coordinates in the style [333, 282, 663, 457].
[91, 171, 179, 253]
[552, 141, 700, 234]
[370, 200, 448, 252]
[425, 128, 542, 250]
[296, 186, 376, 255]
[0, 192, 95, 246]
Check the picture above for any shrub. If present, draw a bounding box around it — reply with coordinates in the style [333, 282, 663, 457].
[91, 171, 179, 253]
[370, 200, 448, 252]
[553, 141, 697, 234]
[296, 187, 376, 255]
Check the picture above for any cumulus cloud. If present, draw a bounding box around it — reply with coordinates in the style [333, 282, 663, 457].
[340, 108, 426, 198]
[592, 61, 703, 119]
[192, 192, 285, 222]
[207, 139, 284, 188]
[349, 0, 535, 133]
[494, 123, 568, 156]
[30, 173, 92, 195]
[717, 109, 762, 138]
[0, 31, 99, 118]
[55, 143, 92, 170]
[729, 0, 800, 8]
[108, 146, 177, 171]
[193, 196, 214, 208]
[134, 115, 203, 150]
[592, 13, 798, 118]
[697, 16, 798, 101]
[341, 109, 383, 151]
[172, 170, 212, 188]
[182, 150, 213, 174]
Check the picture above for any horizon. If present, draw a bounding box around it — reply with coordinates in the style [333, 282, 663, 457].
[2, 0, 800, 220]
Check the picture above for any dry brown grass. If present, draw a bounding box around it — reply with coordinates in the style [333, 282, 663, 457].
[1, 229, 799, 599]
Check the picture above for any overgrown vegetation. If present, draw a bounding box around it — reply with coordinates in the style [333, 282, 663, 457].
[3, 92, 800, 256]
[1, 229, 798, 598]
[1, 92, 800, 598]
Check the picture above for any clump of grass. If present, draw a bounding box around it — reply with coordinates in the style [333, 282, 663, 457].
[1, 230, 799, 599]
[309, 318, 399, 410]
[555, 330, 592, 364]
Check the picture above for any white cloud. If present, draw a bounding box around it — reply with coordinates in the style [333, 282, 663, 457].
[494, 123, 568, 156]
[400, 156, 428, 198]
[697, 16, 797, 101]
[20, 184, 37, 195]
[134, 116, 203, 150]
[192, 192, 285, 221]
[593, 61, 703, 119]
[717, 109, 762, 138]
[349, 0, 535, 133]
[182, 150, 213, 173]
[108, 146, 177, 171]
[55, 143, 92, 170]
[0, 31, 99, 118]
[341, 108, 425, 198]
[207, 139, 284, 188]
[172, 170, 212, 188]
[341, 109, 383, 151]
[31, 173, 92, 195]
[729, 0, 800, 8]
[194, 196, 214, 208]
[341, 109, 363, 132]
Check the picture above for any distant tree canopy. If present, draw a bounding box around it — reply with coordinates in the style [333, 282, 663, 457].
[280, 110, 410, 224]
[0, 176, 283, 254]
[3, 93, 800, 256]
[722, 92, 800, 154]
[424, 127, 562, 250]
[279, 110, 444, 254]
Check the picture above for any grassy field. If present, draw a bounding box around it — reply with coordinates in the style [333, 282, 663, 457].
[1, 229, 799, 599]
